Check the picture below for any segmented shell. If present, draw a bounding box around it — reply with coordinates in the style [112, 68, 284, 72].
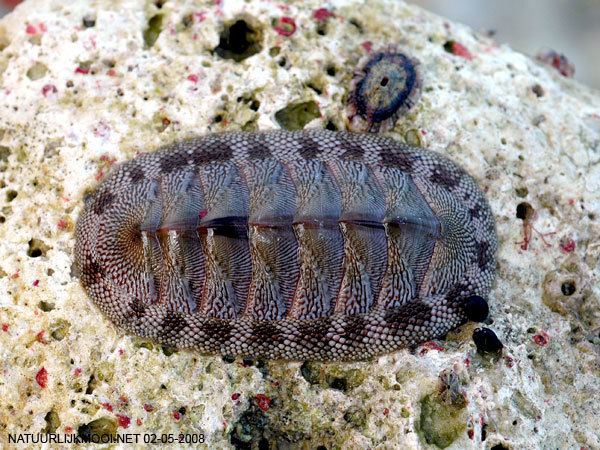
[75, 130, 496, 361]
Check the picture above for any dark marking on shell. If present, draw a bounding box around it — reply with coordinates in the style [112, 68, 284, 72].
[379, 146, 414, 171]
[251, 321, 281, 343]
[159, 152, 188, 173]
[476, 241, 492, 270]
[246, 136, 271, 160]
[128, 165, 146, 184]
[160, 313, 189, 338]
[298, 136, 322, 159]
[125, 298, 146, 319]
[81, 259, 104, 285]
[191, 142, 234, 165]
[469, 205, 481, 219]
[340, 136, 365, 160]
[430, 163, 460, 188]
[91, 190, 115, 215]
[200, 319, 234, 343]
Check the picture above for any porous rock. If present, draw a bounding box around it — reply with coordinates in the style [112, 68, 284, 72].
[0, 0, 598, 448]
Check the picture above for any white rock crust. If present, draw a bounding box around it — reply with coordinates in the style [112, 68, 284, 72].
[0, 0, 598, 448]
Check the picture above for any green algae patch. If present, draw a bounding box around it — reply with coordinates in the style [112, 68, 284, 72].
[26, 62, 48, 80]
[300, 361, 367, 391]
[275, 101, 320, 130]
[77, 417, 118, 442]
[43, 409, 61, 433]
[416, 393, 467, 448]
[144, 14, 164, 49]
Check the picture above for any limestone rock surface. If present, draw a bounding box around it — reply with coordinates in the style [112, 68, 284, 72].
[0, 0, 598, 448]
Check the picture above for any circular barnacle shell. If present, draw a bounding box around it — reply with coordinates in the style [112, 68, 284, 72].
[347, 47, 422, 132]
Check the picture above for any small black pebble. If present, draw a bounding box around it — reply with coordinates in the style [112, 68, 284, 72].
[222, 355, 236, 363]
[464, 295, 489, 322]
[472, 327, 503, 354]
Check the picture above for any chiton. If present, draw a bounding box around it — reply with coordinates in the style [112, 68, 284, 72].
[75, 130, 497, 361]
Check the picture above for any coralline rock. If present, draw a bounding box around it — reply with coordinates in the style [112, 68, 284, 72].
[0, 0, 598, 448]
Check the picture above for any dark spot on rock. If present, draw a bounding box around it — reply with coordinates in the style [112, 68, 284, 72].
[343, 406, 367, 427]
[222, 354, 236, 363]
[214, 18, 263, 62]
[472, 327, 503, 354]
[27, 238, 49, 258]
[128, 165, 145, 183]
[229, 403, 268, 449]
[82, 15, 96, 28]
[258, 438, 269, 450]
[348, 18, 363, 32]
[329, 377, 348, 391]
[516, 202, 534, 220]
[91, 189, 115, 215]
[143, 14, 163, 49]
[561, 281, 576, 296]
[6, 189, 17, 202]
[275, 101, 321, 130]
[531, 83, 545, 97]
[39, 301, 55, 312]
[326, 65, 336, 76]
[515, 187, 528, 198]
[300, 361, 320, 385]
[490, 444, 510, 450]
[298, 136, 321, 159]
[463, 295, 489, 322]
[325, 120, 337, 131]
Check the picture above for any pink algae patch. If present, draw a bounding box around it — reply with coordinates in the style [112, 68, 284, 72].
[313, 8, 334, 21]
[273, 17, 296, 36]
[35, 367, 48, 388]
[116, 414, 131, 428]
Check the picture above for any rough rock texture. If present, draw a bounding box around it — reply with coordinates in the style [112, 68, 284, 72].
[0, 0, 598, 449]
